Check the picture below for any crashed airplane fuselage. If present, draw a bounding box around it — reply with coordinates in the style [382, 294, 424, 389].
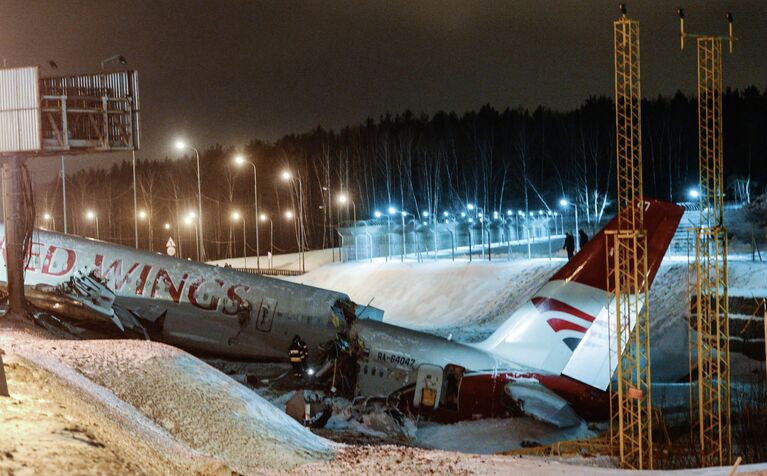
[346, 199, 683, 425]
[1, 199, 683, 427]
[2, 229, 364, 363]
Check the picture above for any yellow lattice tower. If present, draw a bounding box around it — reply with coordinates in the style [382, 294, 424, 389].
[679, 9, 734, 467]
[606, 5, 652, 470]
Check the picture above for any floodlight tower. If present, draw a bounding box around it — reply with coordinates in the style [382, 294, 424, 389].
[679, 7, 734, 467]
[606, 4, 652, 470]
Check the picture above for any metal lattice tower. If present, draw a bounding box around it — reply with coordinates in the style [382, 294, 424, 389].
[607, 9, 653, 470]
[680, 9, 734, 467]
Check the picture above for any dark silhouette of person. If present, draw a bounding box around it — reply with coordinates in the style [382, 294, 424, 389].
[563, 233, 575, 260]
[288, 335, 309, 378]
[579, 229, 589, 248]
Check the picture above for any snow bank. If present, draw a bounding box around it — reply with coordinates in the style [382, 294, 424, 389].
[2, 323, 336, 473]
[209, 248, 338, 272]
[287, 258, 560, 339]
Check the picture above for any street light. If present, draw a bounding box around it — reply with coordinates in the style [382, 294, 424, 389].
[260, 213, 274, 265]
[233, 153, 261, 270]
[183, 212, 199, 261]
[100, 54, 127, 70]
[374, 211, 382, 218]
[231, 211, 247, 269]
[559, 198, 580, 251]
[688, 188, 700, 200]
[137, 209, 152, 250]
[42, 212, 55, 231]
[175, 139, 205, 261]
[85, 209, 99, 239]
[281, 169, 305, 272]
[337, 193, 357, 224]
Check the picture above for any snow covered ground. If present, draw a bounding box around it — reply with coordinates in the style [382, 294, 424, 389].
[284, 255, 766, 383]
[286, 258, 561, 340]
[209, 248, 339, 272]
[0, 318, 336, 474]
[2, 248, 767, 473]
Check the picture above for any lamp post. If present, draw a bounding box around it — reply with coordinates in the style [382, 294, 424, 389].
[132, 150, 139, 248]
[42, 212, 55, 231]
[260, 213, 273, 268]
[175, 140, 205, 261]
[231, 211, 247, 269]
[234, 154, 260, 270]
[138, 209, 152, 250]
[183, 212, 199, 261]
[285, 210, 300, 270]
[560, 198, 580, 250]
[60, 156, 68, 233]
[337, 193, 356, 224]
[281, 170, 305, 272]
[85, 210, 99, 240]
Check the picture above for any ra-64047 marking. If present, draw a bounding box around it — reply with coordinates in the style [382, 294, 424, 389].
[377, 351, 416, 368]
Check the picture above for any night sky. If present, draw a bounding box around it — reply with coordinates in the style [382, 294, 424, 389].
[3, 0, 766, 180]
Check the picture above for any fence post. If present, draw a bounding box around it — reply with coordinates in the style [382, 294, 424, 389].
[468, 231, 472, 262]
[487, 229, 492, 262]
[337, 232, 345, 262]
[547, 225, 552, 260]
[527, 226, 532, 259]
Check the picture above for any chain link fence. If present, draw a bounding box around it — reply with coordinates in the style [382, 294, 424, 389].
[336, 215, 579, 262]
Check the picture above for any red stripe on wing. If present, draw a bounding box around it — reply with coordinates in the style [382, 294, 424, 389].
[531, 296, 596, 323]
[546, 318, 589, 334]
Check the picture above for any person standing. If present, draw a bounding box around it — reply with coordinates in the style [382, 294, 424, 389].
[288, 335, 308, 378]
[563, 232, 575, 260]
[578, 229, 589, 248]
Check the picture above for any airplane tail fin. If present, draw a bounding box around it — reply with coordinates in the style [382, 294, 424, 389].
[476, 199, 683, 389]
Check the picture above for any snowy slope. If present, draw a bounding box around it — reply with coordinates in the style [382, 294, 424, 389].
[285, 256, 767, 383]
[287, 258, 560, 339]
[1, 321, 336, 473]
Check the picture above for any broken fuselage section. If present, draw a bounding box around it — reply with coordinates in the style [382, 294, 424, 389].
[0, 228, 374, 389]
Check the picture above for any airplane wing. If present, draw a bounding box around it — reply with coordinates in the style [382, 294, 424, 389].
[504, 379, 583, 428]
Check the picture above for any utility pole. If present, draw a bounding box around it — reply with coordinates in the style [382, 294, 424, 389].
[61, 156, 67, 234]
[0, 156, 26, 397]
[2, 157, 28, 320]
[133, 150, 139, 248]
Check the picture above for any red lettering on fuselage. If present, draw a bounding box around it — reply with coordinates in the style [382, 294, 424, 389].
[223, 284, 251, 315]
[135, 265, 153, 296]
[41, 245, 77, 276]
[188, 278, 225, 311]
[151, 269, 188, 304]
[94, 255, 139, 291]
[24, 242, 42, 272]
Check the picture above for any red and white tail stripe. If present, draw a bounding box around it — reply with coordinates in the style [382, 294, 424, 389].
[475, 199, 683, 388]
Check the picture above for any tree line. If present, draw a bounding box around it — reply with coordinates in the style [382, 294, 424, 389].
[34, 86, 767, 261]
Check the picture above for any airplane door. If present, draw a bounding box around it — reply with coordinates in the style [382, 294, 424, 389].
[413, 364, 443, 410]
[253, 298, 277, 332]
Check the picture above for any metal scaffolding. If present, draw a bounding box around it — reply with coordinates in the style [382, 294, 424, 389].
[680, 10, 734, 467]
[607, 8, 653, 470]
